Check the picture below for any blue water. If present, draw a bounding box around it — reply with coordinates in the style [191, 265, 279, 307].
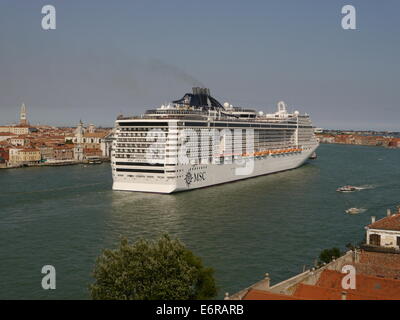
[1, 144, 399, 299]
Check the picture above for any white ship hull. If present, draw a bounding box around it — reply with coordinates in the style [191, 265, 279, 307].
[111, 88, 319, 194]
[112, 145, 318, 194]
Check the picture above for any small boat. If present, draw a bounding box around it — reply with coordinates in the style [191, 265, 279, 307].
[345, 207, 365, 215]
[309, 152, 317, 159]
[336, 185, 357, 193]
[87, 157, 103, 164]
[88, 159, 102, 164]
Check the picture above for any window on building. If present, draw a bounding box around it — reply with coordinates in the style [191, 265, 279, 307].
[397, 237, 400, 248]
[369, 234, 381, 246]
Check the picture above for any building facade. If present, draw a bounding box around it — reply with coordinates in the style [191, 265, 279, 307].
[366, 210, 400, 249]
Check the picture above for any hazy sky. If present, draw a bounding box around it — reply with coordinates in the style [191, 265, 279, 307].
[0, 0, 399, 130]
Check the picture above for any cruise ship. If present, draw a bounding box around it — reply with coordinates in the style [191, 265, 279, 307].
[111, 88, 319, 193]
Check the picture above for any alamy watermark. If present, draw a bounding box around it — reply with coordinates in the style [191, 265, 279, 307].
[40, 4, 357, 31]
[341, 265, 356, 290]
[41, 5, 56, 30]
[41, 265, 56, 290]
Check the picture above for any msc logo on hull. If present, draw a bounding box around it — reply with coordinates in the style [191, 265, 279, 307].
[184, 171, 206, 187]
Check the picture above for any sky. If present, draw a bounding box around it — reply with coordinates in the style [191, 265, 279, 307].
[0, 0, 399, 130]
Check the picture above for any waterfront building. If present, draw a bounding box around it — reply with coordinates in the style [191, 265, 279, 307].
[365, 209, 400, 249]
[228, 208, 400, 300]
[101, 130, 115, 158]
[388, 138, 400, 148]
[52, 145, 75, 161]
[73, 144, 84, 161]
[0, 147, 9, 168]
[38, 145, 54, 162]
[83, 147, 103, 158]
[316, 133, 400, 148]
[9, 148, 41, 165]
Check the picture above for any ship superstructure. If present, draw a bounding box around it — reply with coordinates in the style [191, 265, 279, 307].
[111, 88, 319, 193]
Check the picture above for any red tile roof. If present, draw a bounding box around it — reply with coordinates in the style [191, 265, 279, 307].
[293, 283, 381, 300]
[316, 269, 400, 299]
[368, 213, 400, 231]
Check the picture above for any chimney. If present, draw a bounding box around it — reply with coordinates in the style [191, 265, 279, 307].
[353, 249, 360, 263]
[387, 208, 392, 217]
[371, 216, 376, 224]
[341, 291, 347, 300]
[264, 273, 270, 289]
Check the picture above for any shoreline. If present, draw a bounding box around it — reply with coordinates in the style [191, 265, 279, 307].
[318, 141, 399, 149]
[0, 159, 110, 170]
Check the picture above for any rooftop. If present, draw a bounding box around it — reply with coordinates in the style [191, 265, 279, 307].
[368, 213, 400, 231]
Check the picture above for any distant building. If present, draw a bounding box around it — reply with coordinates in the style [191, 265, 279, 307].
[9, 148, 41, 165]
[0, 125, 33, 135]
[53, 145, 74, 161]
[0, 132, 16, 142]
[317, 134, 335, 144]
[70, 121, 111, 160]
[0, 147, 9, 168]
[0, 103, 36, 136]
[388, 138, 400, 148]
[9, 135, 30, 147]
[20, 103, 28, 125]
[38, 145, 54, 162]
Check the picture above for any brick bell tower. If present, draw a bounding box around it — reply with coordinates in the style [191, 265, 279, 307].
[20, 103, 27, 125]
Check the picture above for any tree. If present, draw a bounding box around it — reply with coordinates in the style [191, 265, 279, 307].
[319, 247, 342, 264]
[90, 234, 217, 300]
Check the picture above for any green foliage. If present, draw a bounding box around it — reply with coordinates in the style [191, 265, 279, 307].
[90, 234, 217, 300]
[319, 247, 342, 264]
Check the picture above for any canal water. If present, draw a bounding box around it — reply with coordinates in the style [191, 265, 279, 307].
[1, 144, 400, 299]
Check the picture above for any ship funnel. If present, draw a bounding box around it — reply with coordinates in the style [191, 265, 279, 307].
[192, 87, 210, 96]
[192, 87, 210, 106]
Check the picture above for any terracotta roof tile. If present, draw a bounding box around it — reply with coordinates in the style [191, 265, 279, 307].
[316, 269, 400, 298]
[368, 213, 400, 231]
[293, 284, 381, 300]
